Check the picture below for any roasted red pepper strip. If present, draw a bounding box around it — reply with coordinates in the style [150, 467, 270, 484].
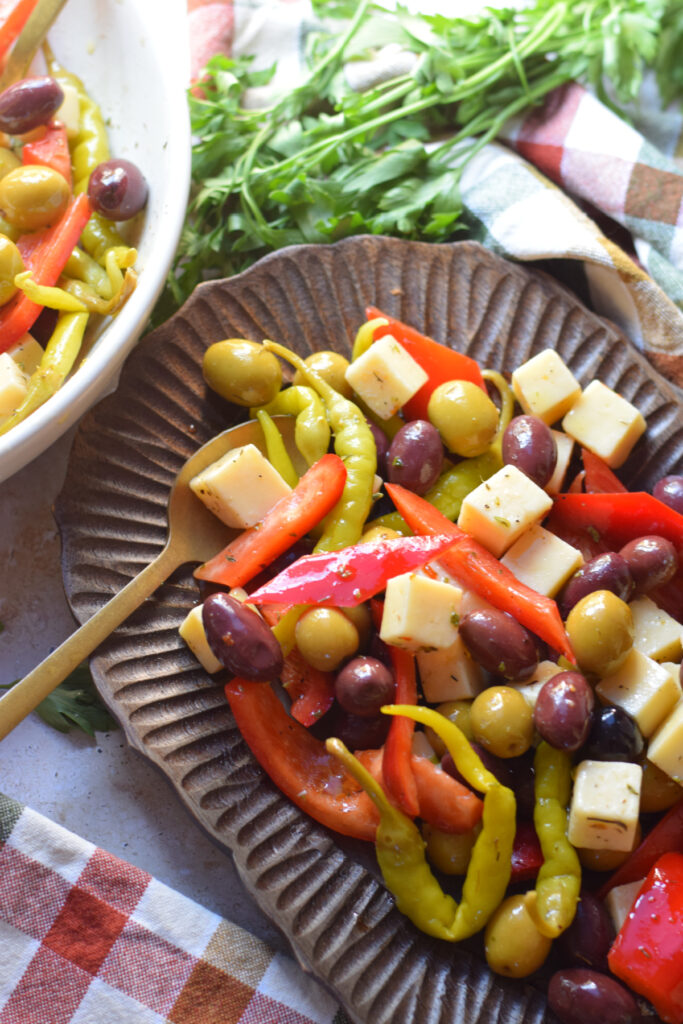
[0, 193, 92, 354]
[510, 821, 544, 884]
[280, 648, 335, 727]
[248, 533, 459, 608]
[366, 306, 486, 421]
[386, 483, 575, 663]
[224, 678, 378, 841]
[597, 795, 683, 899]
[0, 0, 38, 63]
[608, 852, 683, 1024]
[23, 122, 72, 186]
[195, 454, 347, 587]
[581, 448, 628, 494]
[382, 646, 419, 818]
[547, 492, 683, 558]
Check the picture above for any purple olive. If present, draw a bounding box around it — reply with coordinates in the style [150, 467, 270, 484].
[556, 891, 616, 971]
[619, 534, 678, 595]
[547, 968, 640, 1024]
[502, 414, 557, 487]
[583, 705, 644, 762]
[367, 419, 390, 478]
[558, 552, 634, 618]
[387, 419, 443, 495]
[202, 592, 283, 681]
[0, 76, 63, 134]
[653, 474, 683, 514]
[334, 656, 395, 717]
[459, 609, 538, 681]
[88, 158, 148, 220]
[533, 671, 594, 752]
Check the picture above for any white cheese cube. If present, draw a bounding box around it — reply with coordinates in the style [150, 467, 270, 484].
[546, 430, 575, 494]
[605, 880, 645, 934]
[459, 589, 497, 617]
[647, 698, 683, 783]
[596, 649, 680, 737]
[511, 349, 581, 425]
[0, 351, 29, 419]
[501, 524, 583, 597]
[567, 760, 642, 852]
[344, 334, 428, 420]
[380, 572, 461, 652]
[512, 660, 563, 709]
[55, 82, 81, 138]
[179, 605, 222, 674]
[630, 596, 683, 662]
[457, 464, 553, 558]
[417, 632, 484, 703]
[190, 443, 291, 529]
[561, 380, 646, 468]
[8, 333, 43, 376]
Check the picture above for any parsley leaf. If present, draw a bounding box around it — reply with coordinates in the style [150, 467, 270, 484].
[1, 663, 118, 738]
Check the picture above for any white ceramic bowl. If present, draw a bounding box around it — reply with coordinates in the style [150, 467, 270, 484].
[0, 0, 191, 484]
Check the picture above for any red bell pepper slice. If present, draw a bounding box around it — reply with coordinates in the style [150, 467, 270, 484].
[608, 852, 683, 1024]
[510, 821, 544, 883]
[382, 646, 419, 817]
[581, 448, 628, 494]
[0, 0, 38, 63]
[547, 492, 683, 559]
[248, 533, 459, 608]
[365, 306, 486, 421]
[597, 794, 683, 900]
[195, 454, 347, 587]
[224, 678, 378, 841]
[23, 122, 72, 186]
[0, 193, 92, 354]
[386, 483, 575, 664]
[280, 648, 335, 727]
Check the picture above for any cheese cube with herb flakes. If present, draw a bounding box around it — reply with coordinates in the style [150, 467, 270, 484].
[179, 605, 222, 674]
[457, 464, 553, 558]
[511, 349, 581, 425]
[0, 352, 29, 420]
[512, 660, 564, 709]
[596, 649, 681, 737]
[380, 572, 461, 652]
[561, 380, 646, 468]
[546, 429, 575, 494]
[647, 698, 683, 783]
[190, 443, 291, 529]
[344, 333, 428, 420]
[567, 760, 642, 852]
[501, 524, 583, 597]
[417, 633, 484, 703]
[630, 596, 683, 662]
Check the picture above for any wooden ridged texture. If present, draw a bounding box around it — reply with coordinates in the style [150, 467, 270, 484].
[55, 239, 680, 1024]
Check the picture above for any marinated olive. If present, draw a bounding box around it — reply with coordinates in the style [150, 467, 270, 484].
[577, 822, 641, 872]
[583, 705, 644, 763]
[470, 685, 534, 758]
[484, 893, 552, 978]
[361, 524, 401, 544]
[558, 553, 634, 618]
[547, 969, 640, 1024]
[340, 604, 372, 651]
[565, 591, 634, 677]
[325, 706, 390, 750]
[619, 534, 678, 594]
[334, 656, 395, 717]
[387, 419, 443, 495]
[202, 592, 283, 681]
[653, 474, 683, 514]
[427, 379, 499, 457]
[295, 607, 359, 672]
[556, 890, 615, 971]
[533, 671, 594, 752]
[366, 419, 389, 477]
[0, 76, 63, 135]
[425, 700, 474, 757]
[502, 414, 557, 487]
[423, 822, 480, 875]
[459, 609, 538, 681]
[441, 741, 514, 790]
[639, 756, 683, 812]
[0, 146, 20, 180]
[293, 349, 352, 397]
[0, 233, 24, 305]
[87, 158, 148, 220]
[202, 338, 282, 407]
[0, 165, 69, 230]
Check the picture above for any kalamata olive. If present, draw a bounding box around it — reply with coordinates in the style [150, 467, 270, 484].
[334, 656, 395, 717]
[459, 609, 538, 681]
[534, 671, 594, 752]
[556, 890, 616, 971]
[619, 534, 678, 594]
[387, 419, 443, 495]
[470, 686, 534, 759]
[366, 419, 389, 478]
[565, 591, 634, 677]
[583, 705, 644, 762]
[653, 474, 683, 514]
[502, 414, 557, 487]
[327, 707, 390, 750]
[547, 968, 640, 1024]
[0, 76, 63, 134]
[427, 379, 499, 457]
[558, 553, 634, 618]
[202, 592, 283, 681]
[87, 158, 148, 220]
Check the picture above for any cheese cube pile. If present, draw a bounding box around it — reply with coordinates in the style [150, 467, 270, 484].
[457, 464, 553, 558]
[344, 334, 428, 420]
[546, 429, 575, 494]
[512, 660, 563, 709]
[190, 443, 291, 528]
[568, 760, 642, 852]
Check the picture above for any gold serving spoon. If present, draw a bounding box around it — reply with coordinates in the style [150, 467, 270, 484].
[0, 0, 70, 90]
[0, 417, 292, 741]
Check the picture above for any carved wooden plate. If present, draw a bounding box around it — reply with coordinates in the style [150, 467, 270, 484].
[55, 238, 681, 1024]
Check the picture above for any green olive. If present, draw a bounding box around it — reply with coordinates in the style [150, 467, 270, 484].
[425, 700, 474, 757]
[485, 893, 552, 977]
[423, 822, 481, 875]
[470, 685, 533, 758]
[0, 146, 20, 180]
[361, 525, 401, 543]
[0, 165, 70, 230]
[565, 590, 634, 677]
[639, 758, 683, 812]
[427, 379, 499, 457]
[294, 350, 352, 397]
[340, 603, 372, 651]
[202, 338, 282, 407]
[295, 607, 360, 671]
[0, 233, 24, 305]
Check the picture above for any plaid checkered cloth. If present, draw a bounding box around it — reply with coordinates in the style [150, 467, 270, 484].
[0, 793, 349, 1024]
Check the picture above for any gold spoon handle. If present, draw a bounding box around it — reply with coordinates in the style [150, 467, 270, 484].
[0, 0, 70, 90]
[0, 542, 181, 741]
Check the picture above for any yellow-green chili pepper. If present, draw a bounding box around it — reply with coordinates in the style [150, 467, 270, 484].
[65, 247, 113, 298]
[255, 409, 299, 487]
[264, 339, 376, 552]
[14, 271, 88, 312]
[271, 605, 309, 656]
[351, 316, 387, 361]
[251, 384, 330, 467]
[528, 741, 581, 939]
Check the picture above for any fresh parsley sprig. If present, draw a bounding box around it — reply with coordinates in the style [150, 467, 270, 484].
[0, 663, 118, 738]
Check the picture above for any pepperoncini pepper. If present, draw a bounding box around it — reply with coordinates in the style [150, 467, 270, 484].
[251, 384, 330, 467]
